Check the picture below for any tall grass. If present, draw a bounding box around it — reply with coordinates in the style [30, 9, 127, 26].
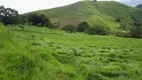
[0, 25, 142, 80]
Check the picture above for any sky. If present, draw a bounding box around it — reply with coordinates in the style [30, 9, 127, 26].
[0, 0, 142, 14]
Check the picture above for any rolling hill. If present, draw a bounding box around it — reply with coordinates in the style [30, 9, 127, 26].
[24, 1, 142, 31]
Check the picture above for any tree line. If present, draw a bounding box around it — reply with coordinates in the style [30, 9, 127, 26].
[0, 6, 51, 27]
[0, 6, 19, 25]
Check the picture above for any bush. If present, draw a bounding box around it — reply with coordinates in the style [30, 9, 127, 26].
[115, 31, 131, 38]
[87, 26, 109, 35]
[49, 23, 60, 29]
[130, 26, 142, 38]
[62, 24, 75, 33]
[115, 26, 142, 38]
[116, 18, 121, 22]
[76, 22, 89, 32]
[26, 13, 51, 27]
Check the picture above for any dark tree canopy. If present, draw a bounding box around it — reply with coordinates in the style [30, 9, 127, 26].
[0, 6, 5, 20]
[87, 26, 109, 35]
[76, 22, 89, 32]
[62, 24, 75, 33]
[130, 26, 142, 38]
[26, 13, 51, 27]
[0, 5, 19, 25]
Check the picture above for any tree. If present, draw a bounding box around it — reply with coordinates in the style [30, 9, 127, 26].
[18, 15, 29, 24]
[0, 6, 19, 25]
[87, 26, 109, 35]
[131, 17, 142, 27]
[62, 24, 75, 33]
[27, 13, 51, 27]
[76, 22, 89, 32]
[50, 22, 60, 29]
[0, 6, 5, 21]
[130, 26, 142, 38]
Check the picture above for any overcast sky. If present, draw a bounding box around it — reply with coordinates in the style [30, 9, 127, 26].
[0, 0, 142, 14]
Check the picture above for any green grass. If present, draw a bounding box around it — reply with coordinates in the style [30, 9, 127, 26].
[0, 24, 142, 80]
[24, 1, 142, 31]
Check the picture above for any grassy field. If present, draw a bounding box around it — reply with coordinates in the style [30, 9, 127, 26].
[0, 24, 142, 80]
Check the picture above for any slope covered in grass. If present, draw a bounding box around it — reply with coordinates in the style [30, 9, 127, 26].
[24, 1, 142, 31]
[0, 24, 142, 80]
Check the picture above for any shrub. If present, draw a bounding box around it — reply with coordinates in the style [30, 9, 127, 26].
[76, 22, 89, 32]
[119, 23, 132, 31]
[26, 13, 51, 27]
[116, 18, 121, 22]
[116, 31, 131, 38]
[87, 26, 109, 35]
[62, 24, 75, 33]
[130, 26, 142, 38]
[49, 23, 60, 29]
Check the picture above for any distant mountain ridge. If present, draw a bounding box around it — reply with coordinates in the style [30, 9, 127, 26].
[24, 1, 142, 31]
[136, 3, 142, 9]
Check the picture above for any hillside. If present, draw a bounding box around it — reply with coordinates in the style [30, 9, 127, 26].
[136, 3, 142, 9]
[24, 1, 142, 31]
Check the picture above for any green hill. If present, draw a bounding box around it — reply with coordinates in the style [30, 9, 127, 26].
[24, 1, 142, 31]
